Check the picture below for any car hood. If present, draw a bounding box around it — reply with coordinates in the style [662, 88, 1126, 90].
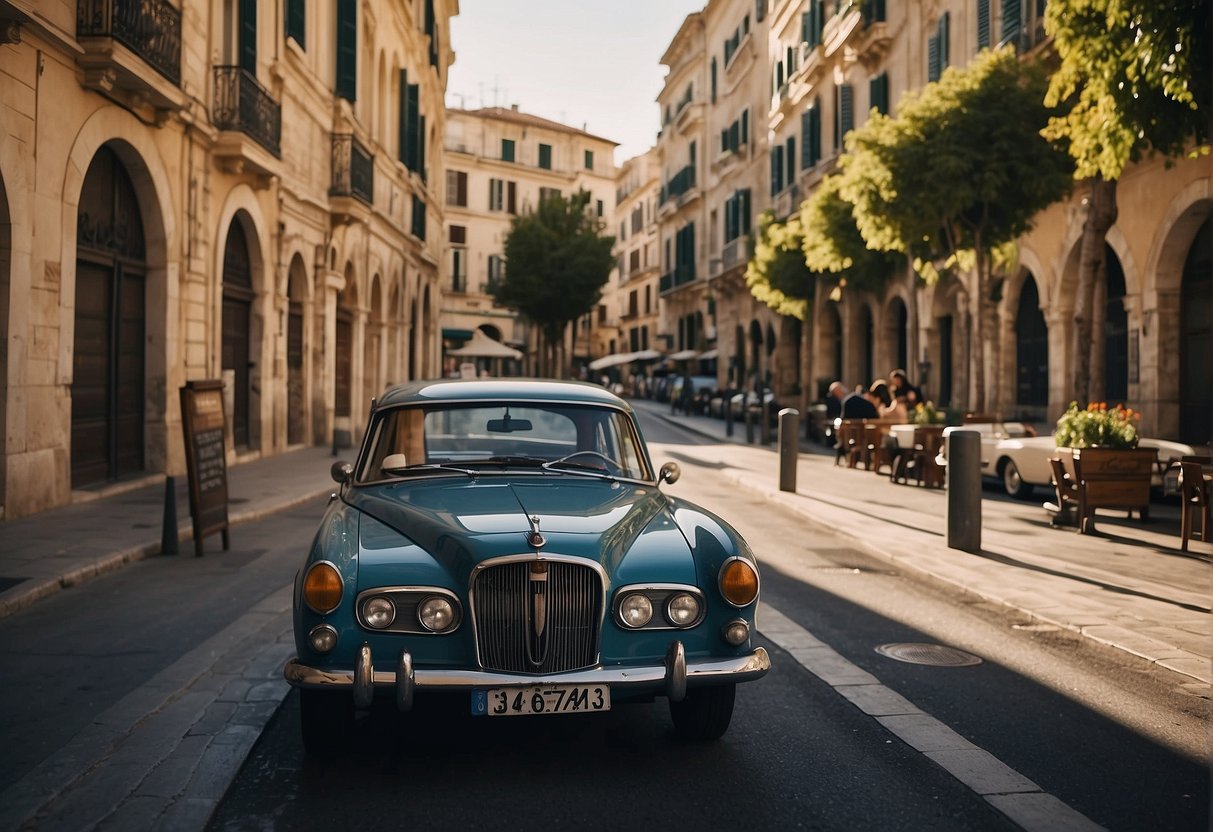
[345, 476, 684, 586]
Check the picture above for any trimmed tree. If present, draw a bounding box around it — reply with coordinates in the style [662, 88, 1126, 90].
[494, 190, 616, 377]
[1043, 0, 1211, 405]
[839, 46, 1072, 412]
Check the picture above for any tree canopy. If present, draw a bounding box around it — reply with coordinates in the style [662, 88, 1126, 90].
[837, 46, 1072, 410]
[494, 190, 615, 374]
[745, 211, 814, 321]
[1043, 0, 1211, 180]
[800, 173, 899, 298]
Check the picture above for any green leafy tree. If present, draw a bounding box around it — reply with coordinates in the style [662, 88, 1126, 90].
[801, 173, 900, 298]
[494, 190, 616, 377]
[1043, 0, 1211, 405]
[839, 46, 1072, 412]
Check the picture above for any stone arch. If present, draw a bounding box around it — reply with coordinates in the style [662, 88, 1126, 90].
[882, 293, 909, 375]
[61, 110, 176, 487]
[336, 261, 359, 419]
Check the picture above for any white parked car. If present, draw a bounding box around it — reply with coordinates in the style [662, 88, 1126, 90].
[943, 424, 1197, 499]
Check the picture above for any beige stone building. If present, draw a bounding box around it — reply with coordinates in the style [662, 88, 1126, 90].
[0, 0, 457, 519]
[440, 106, 618, 377]
[633, 0, 1209, 445]
[611, 149, 662, 369]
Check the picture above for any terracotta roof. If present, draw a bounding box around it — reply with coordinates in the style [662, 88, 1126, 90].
[451, 106, 619, 146]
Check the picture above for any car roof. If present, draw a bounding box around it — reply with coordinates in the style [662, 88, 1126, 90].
[376, 378, 634, 412]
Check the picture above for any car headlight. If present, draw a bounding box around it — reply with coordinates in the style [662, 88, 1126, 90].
[418, 596, 455, 632]
[719, 558, 759, 607]
[619, 593, 653, 628]
[362, 596, 396, 629]
[303, 562, 343, 614]
[666, 592, 701, 627]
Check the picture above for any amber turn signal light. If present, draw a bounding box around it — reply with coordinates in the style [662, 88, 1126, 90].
[719, 559, 759, 607]
[303, 562, 343, 614]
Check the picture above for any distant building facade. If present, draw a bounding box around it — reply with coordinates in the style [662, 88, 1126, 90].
[440, 106, 618, 377]
[0, 0, 457, 519]
[629, 0, 1209, 443]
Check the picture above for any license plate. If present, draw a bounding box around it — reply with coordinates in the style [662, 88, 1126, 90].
[471, 685, 611, 716]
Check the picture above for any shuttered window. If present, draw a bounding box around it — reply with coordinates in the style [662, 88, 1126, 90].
[803, 0, 824, 49]
[977, 0, 991, 49]
[446, 170, 467, 206]
[336, 0, 356, 100]
[785, 136, 796, 183]
[869, 72, 889, 115]
[835, 84, 853, 150]
[411, 196, 426, 240]
[239, 0, 257, 73]
[501, 139, 515, 162]
[538, 144, 552, 170]
[1001, 0, 1022, 48]
[770, 145, 784, 195]
[928, 14, 949, 82]
[801, 100, 821, 169]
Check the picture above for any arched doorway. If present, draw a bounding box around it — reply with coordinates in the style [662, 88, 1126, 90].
[72, 145, 147, 487]
[1180, 218, 1212, 444]
[1016, 274, 1048, 409]
[287, 255, 307, 445]
[221, 216, 255, 450]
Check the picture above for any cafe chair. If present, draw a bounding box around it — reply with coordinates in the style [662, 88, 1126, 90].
[1179, 460, 1210, 552]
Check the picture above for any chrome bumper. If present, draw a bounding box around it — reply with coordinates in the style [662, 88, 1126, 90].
[283, 641, 771, 712]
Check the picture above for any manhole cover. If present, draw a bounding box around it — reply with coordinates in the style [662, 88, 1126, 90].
[875, 643, 983, 667]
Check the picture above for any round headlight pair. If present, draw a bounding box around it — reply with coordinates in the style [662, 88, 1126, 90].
[618, 591, 701, 629]
[361, 594, 454, 632]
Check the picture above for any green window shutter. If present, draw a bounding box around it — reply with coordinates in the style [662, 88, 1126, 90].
[336, 0, 357, 101]
[741, 188, 750, 234]
[585, 150, 593, 170]
[786, 136, 795, 180]
[770, 145, 784, 195]
[939, 13, 949, 71]
[286, 0, 305, 48]
[405, 83, 420, 171]
[405, 71, 414, 164]
[507, 181, 516, 213]
[809, 98, 821, 164]
[501, 139, 515, 162]
[755, 0, 765, 23]
[239, 0, 257, 73]
[412, 195, 426, 239]
[418, 114, 426, 181]
[977, 0, 990, 49]
[1001, 0, 1021, 48]
[865, 0, 886, 23]
[801, 110, 813, 168]
[710, 58, 717, 104]
[539, 144, 552, 169]
[869, 72, 888, 115]
[741, 109, 748, 144]
[928, 32, 940, 82]
[840, 84, 853, 137]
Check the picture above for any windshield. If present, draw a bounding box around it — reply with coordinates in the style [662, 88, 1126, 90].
[356, 402, 653, 483]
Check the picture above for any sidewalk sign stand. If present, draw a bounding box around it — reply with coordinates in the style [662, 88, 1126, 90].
[180, 380, 231, 557]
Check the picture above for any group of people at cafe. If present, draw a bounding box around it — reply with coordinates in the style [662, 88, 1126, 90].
[826, 369, 922, 424]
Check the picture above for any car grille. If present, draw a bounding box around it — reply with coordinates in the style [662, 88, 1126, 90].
[473, 560, 602, 674]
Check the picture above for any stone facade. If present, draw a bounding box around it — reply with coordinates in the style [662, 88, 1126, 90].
[0, 0, 457, 519]
[616, 0, 1209, 445]
[440, 106, 618, 377]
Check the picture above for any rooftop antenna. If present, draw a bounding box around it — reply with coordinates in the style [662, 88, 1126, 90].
[490, 77, 501, 108]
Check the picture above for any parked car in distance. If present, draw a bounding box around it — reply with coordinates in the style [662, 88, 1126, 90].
[284, 379, 770, 754]
[942, 423, 1197, 499]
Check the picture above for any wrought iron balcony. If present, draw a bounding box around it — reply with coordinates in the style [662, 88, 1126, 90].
[77, 0, 181, 85]
[330, 134, 374, 205]
[660, 164, 696, 205]
[213, 66, 281, 158]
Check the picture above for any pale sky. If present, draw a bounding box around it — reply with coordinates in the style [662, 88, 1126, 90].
[446, 1, 702, 164]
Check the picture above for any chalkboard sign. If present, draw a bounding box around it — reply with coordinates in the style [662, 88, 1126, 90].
[180, 380, 231, 556]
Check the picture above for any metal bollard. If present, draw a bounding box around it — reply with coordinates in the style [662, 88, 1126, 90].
[161, 475, 179, 555]
[945, 430, 982, 553]
[725, 390, 734, 437]
[760, 401, 772, 446]
[744, 408, 755, 444]
[778, 408, 799, 492]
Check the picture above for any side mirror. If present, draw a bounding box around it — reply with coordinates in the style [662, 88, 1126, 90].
[659, 461, 681, 486]
[331, 460, 353, 484]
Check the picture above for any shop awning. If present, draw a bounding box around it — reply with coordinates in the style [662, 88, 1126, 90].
[447, 329, 523, 359]
[666, 349, 699, 361]
[588, 352, 638, 371]
[698, 349, 718, 360]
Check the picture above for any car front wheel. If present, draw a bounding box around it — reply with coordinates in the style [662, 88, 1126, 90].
[669, 683, 736, 741]
[1001, 459, 1033, 500]
[299, 688, 352, 756]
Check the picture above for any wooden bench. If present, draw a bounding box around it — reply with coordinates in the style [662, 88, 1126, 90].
[1048, 448, 1157, 534]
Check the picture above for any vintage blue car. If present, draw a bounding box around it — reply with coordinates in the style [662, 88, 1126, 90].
[284, 379, 769, 752]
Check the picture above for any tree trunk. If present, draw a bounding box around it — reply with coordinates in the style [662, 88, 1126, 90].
[1072, 175, 1118, 407]
[800, 306, 813, 439]
[972, 238, 987, 414]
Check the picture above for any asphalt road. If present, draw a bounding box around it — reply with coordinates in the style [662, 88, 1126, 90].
[208, 412, 1209, 832]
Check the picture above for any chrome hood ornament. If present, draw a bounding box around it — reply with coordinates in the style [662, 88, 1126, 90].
[526, 514, 546, 549]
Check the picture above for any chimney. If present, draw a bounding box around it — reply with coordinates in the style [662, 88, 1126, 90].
[511, 103, 519, 112]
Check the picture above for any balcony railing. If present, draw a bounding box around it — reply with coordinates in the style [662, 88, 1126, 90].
[77, 0, 181, 85]
[722, 235, 750, 271]
[660, 164, 696, 205]
[330, 134, 373, 205]
[213, 66, 281, 158]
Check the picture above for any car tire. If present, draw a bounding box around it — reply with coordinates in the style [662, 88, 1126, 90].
[669, 683, 736, 741]
[1001, 459, 1033, 500]
[299, 689, 351, 756]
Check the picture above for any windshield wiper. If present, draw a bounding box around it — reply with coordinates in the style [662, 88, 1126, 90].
[384, 463, 479, 478]
[486, 455, 549, 466]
